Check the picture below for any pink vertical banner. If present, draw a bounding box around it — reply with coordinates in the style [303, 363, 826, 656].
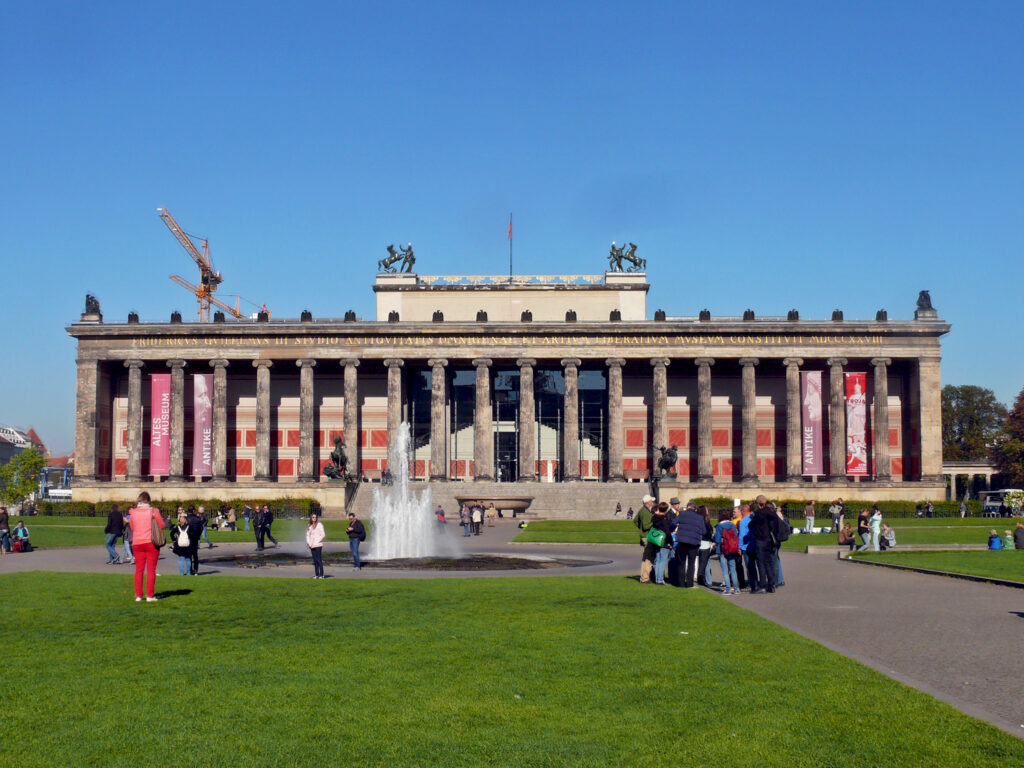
[845, 372, 868, 476]
[192, 373, 213, 476]
[801, 371, 823, 475]
[150, 374, 170, 476]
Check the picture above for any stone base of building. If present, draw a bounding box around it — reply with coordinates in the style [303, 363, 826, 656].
[69, 478, 946, 518]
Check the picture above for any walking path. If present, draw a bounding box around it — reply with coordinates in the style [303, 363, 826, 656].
[3, 520, 1022, 736]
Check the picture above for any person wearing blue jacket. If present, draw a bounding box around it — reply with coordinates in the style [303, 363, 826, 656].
[674, 501, 705, 588]
[988, 530, 1003, 550]
[737, 504, 759, 592]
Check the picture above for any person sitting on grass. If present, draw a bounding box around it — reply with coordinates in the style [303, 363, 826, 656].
[12, 520, 31, 552]
[837, 523, 857, 552]
[1015, 521, 1024, 550]
[1005, 530, 1014, 550]
[987, 529, 1003, 550]
[879, 522, 897, 550]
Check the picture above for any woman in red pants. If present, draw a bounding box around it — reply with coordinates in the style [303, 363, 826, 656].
[128, 491, 165, 602]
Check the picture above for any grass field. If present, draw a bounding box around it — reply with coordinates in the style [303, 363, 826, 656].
[3, 572, 1022, 767]
[512, 519, 1001, 550]
[853, 550, 1024, 582]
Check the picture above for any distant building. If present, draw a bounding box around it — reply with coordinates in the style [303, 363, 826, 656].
[0, 425, 46, 465]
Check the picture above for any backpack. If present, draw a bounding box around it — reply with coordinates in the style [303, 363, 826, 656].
[774, 517, 791, 544]
[177, 526, 190, 547]
[721, 526, 739, 556]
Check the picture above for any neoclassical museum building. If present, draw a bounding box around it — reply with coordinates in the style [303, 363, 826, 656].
[68, 271, 948, 515]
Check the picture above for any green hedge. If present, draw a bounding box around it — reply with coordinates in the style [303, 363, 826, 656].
[38, 498, 322, 518]
[679, 496, 982, 519]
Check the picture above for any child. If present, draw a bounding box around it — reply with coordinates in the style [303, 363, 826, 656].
[988, 530, 1003, 550]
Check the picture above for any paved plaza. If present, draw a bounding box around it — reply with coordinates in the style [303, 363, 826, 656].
[4, 520, 1022, 737]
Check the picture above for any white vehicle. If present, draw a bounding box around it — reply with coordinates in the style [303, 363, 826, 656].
[980, 489, 1023, 517]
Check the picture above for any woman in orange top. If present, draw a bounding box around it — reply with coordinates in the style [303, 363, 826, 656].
[128, 491, 165, 602]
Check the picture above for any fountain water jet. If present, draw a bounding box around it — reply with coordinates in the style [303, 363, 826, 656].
[369, 422, 459, 560]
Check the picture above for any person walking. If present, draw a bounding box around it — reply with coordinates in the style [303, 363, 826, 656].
[346, 512, 365, 570]
[804, 501, 816, 535]
[243, 504, 252, 532]
[128, 491, 165, 602]
[634, 494, 657, 583]
[185, 506, 204, 575]
[674, 501, 704, 589]
[306, 512, 326, 579]
[749, 495, 780, 593]
[713, 510, 740, 595]
[459, 504, 471, 537]
[104, 504, 123, 564]
[856, 509, 872, 551]
[650, 502, 674, 585]
[869, 507, 883, 552]
[253, 505, 266, 550]
[435, 504, 447, 532]
[262, 505, 279, 548]
[121, 508, 135, 564]
[170, 511, 192, 575]
[198, 506, 214, 548]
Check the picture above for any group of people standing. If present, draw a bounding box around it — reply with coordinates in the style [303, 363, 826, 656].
[458, 502, 496, 536]
[635, 494, 791, 594]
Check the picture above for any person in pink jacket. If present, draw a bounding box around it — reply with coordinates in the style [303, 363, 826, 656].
[306, 512, 326, 579]
[128, 491, 165, 602]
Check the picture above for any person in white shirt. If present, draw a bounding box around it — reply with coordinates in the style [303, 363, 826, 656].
[306, 513, 326, 579]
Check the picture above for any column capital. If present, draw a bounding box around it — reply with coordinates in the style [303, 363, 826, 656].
[210, 358, 230, 369]
[605, 357, 626, 368]
[649, 357, 670, 368]
[252, 359, 274, 369]
[296, 358, 317, 369]
[427, 358, 448, 368]
[870, 357, 892, 368]
[827, 357, 847, 368]
[340, 357, 360, 368]
[383, 358, 405, 368]
[782, 357, 803, 368]
[124, 359, 144, 370]
[516, 358, 537, 368]
[472, 358, 492, 368]
[561, 358, 581, 368]
[166, 359, 187, 370]
[738, 357, 759, 367]
[695, 357, 715, 367]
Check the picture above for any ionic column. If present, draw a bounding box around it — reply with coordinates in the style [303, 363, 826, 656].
[384, 359, 404, 459]
[428, 359, 448, 480]
[167, 359, 187, 479]
[473, 358, 493, 480]
[210, 359, 229, 479]
[827, 357, 847, 479]
[74, 359, 99, 481]
[517, 358, 537, 481]
[871, 358, 892, 481]
[740, 358, 759, 482]
[562, 358, 582, 480]
[253, 360, 273, 481]
[297, 359, 317, 481]
[783, 358, 803, 481]
[650, 357, 670, 454]
[124, 359, 144, 481]
[917, 357, 943, 482]
[696, 358, 715, 483]
[342, 359, 360, 476]
[606, 358, 626, 481]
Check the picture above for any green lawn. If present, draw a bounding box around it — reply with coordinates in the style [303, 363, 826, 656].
[786, 525, 994, 550]
[854, 550, 1024, 582]
[2, 572, 1021, 767]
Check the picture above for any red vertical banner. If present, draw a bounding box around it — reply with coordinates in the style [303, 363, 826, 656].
[150, 374, 170, 477]
[845, 372, 868, 476]
[192, 373, 213, 477]
[801, 371, 823, 475]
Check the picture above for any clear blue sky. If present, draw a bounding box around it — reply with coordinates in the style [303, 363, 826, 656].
[2, 1, 1022, 455]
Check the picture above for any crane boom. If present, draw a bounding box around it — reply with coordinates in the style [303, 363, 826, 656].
[169, 275, 244, 320]
[157, 208, 222, 285]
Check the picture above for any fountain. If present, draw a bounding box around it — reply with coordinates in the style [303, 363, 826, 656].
[370, 422, 454, 560]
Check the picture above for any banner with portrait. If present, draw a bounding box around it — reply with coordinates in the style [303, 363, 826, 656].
[149, 374, 170, 476]
[845, 372, 868, 476]
[801, 371, 823, 475]
[192, 373, 213, 476]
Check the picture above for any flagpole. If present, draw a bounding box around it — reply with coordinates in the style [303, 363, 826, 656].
[508, 212, 513, 282]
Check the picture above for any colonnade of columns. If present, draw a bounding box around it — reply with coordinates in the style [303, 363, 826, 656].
[78, 354, 939, 485]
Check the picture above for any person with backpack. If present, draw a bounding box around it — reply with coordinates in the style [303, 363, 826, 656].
[714, 510, 740, 595]
[185, 506, 204, 575]
[771, 503, 791, 587]
[127, 491, 165, 602]
[170, 511, 192, 575]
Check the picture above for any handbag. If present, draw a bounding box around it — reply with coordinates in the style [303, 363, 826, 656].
[699, 539, 714, 551]
[151, 511, 166, 548]
[647, 527, 667, 548]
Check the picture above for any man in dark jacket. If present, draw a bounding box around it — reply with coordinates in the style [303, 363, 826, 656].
[185, 507, 204, 575]
[674, 501, 705, 588]
[346, 512, 366, 570]
[749, 495, 780, 593]
[103, 506, 123, 564]
[262, 505, 279, 548]
[253, 505, 266, 550]
[634, 494, 657, 583]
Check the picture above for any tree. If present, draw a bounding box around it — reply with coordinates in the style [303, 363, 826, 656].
[941, 385, 1007, 461]
[994, 385, 1024, 485]
[0, 446, 46, 506]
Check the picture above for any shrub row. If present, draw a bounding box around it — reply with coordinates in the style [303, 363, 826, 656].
[38, 498, 322, 518]
[685, 496, 982, 518]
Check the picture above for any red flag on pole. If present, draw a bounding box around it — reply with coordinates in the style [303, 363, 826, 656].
[507, 214, 512, 241]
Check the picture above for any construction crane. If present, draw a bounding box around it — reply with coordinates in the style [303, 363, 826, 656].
[168, 276, 245, 319]
[158, 207, 225, 322]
